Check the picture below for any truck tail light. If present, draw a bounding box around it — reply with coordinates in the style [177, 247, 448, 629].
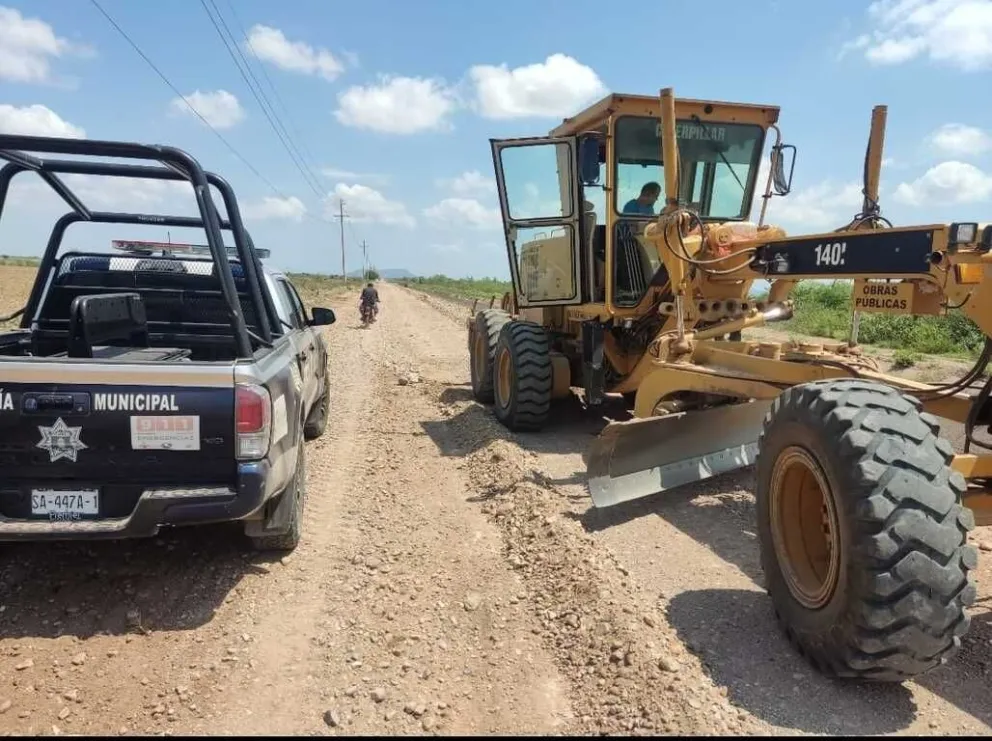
[235, 383, 271, 460]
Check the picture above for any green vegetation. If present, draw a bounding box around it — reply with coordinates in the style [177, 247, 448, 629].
[401, 275, 511, 301]
[0, 255, 41, 267]
[891, 348, 922, 369]
[771, 281, 985, 359]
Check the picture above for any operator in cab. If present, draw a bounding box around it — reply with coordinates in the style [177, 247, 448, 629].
[622, 182, 661, 216]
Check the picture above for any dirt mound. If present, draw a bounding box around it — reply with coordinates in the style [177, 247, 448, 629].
[462, 438, 762, 735]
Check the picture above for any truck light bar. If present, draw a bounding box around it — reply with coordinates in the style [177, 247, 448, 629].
[111, 239, 270, 260]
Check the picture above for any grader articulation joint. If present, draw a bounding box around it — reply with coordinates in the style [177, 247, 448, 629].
[468, 85, 992, 683]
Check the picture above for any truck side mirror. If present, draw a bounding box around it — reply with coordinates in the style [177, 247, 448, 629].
[309, 307, 336, 326]
[579, 137, 601, 185]
[772, 144, 797, 196]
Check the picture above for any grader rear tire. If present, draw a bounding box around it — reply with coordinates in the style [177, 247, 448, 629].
[492, 321, 552, 431]
[469, 309, 510, 403]
[756, 378, 977, 681]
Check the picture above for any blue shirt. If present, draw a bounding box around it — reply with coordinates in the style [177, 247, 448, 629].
[623, 198, 655, 215]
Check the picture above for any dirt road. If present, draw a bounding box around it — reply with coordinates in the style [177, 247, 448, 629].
[2, 281, 991, 736]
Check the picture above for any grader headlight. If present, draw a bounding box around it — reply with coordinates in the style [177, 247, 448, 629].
[949, 222, 978, 245]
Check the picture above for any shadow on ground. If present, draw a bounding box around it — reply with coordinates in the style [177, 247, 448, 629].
[422, 381, 991, 732]
[575, 465, 992, 731]
[667, 587, 917, 734]
[0, 523, 279, 640]
[914, 604, 992, 730]
[575, 467, 762, 578]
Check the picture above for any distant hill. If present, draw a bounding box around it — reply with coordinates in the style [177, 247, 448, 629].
[347, 267, 417, 280]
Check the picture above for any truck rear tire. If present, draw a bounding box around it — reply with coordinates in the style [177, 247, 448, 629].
[304, 373, 330, 440]
[470, 308, 510, 403]
[492, 320, 552, 431]
[250, 441, 307, 552]
[756, 379, 977, 681]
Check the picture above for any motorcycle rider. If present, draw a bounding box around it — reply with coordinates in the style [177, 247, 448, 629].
[359, 281, 379, 320]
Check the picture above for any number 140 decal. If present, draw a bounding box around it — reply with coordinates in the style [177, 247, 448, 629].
[814, 241, 847, 267]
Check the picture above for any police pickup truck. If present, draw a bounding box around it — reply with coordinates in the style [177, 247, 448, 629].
[0, 133, 335, 552]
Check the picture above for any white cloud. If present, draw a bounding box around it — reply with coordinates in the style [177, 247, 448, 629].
[322, 167, 390, 185]
[849, 0, 992, 71]
[327, 184, 414, 227]
[334, 75, 457, 134]
[0, 104, 85, 137]
[892, 161, 992, 205]
[423, 197, 500, 230]
[838, 32, 873, 60]
[754, 157, 863, 231]
[243, 195, 307, 222]
[10, 173, 194, 214]
[438, 170, 496, 197]
[767, 181, 864, 231]
[928, 123, 992, 156]
[469, 53, 606, 119]
[169, 90, 245, 129]
[71, 176, 190, 209]
[0, 6, 89, 84]
[245, 24, 344, 81]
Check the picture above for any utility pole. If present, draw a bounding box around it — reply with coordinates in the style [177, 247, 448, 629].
[361, 240, 368, 279]
[333, 198, 348, 280]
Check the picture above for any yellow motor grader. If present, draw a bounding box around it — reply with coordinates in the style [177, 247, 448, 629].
[468, 87, 992, 682]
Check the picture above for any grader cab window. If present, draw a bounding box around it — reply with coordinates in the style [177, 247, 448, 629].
[610, 116, 765, 307]
[612, 116, 765, 220]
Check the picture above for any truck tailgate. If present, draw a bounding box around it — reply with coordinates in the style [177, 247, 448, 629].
[0, 367, 236, 521]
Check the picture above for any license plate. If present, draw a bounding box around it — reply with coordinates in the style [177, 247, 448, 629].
[30, 489, 99, 519]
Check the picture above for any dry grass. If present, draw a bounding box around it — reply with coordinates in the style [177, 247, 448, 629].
[0, 265, 351, 331]
[0, 265, 36, 329]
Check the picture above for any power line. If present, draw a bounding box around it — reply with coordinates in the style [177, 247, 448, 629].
[198, 0, 325, 198]
[87, 0, 290, 203]
[88, 0, 333, 228]
[219, 0, 326, 184]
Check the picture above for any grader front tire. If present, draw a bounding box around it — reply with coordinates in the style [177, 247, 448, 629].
[492, 321, 552, 431]
[469, 309, 510, 403]
[756, 379, 977, 681]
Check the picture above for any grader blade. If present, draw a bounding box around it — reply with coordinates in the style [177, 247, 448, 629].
[585, 400, 773, 508]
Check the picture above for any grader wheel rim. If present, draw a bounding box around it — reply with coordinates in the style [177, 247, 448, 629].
[472, 329, 487, 383]
[496, 346, 512, 409]
[769, 446, 842, 611]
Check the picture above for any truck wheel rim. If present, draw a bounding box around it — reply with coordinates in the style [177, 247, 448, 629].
[769, 446, 841, 610]
[496, 347, 512, 409]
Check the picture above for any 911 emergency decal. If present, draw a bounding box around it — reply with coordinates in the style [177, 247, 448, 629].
[130, 416, 201, 451]
[37, 418, 88, 463]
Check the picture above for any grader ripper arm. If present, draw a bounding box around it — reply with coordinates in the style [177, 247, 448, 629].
[470, 86, 992, 683]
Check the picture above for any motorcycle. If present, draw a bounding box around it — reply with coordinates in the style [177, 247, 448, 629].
[360, 300, 378, 327]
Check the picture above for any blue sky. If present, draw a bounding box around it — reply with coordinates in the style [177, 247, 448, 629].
[1, 0, 991, 279]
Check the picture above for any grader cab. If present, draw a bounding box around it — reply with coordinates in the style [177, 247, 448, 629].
[469, 86, 992, 683]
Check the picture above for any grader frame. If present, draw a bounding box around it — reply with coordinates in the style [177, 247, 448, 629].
[469, 86, 992, 682]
